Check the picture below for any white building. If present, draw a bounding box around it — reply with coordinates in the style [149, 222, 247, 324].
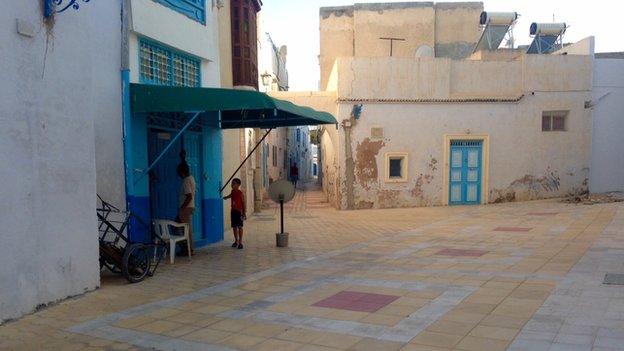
[113, 0, 224, 246]
[274, 3, 597, 209]
[0, 1, 121, 321]
[590, 53, 624, 193]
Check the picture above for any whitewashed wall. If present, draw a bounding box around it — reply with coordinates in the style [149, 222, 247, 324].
[0, 1, 121, 322]
[129, 0, 221, 86]
[590, 58, 624, 193]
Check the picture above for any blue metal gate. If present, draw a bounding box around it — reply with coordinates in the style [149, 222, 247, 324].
[148, 129, 203, 241]
[148, 130, 182, 222]
[449, 140, 483, 205]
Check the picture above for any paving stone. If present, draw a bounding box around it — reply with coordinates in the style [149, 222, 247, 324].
[3, 188, 623, 350]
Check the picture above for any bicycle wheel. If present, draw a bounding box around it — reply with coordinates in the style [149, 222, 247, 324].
[122, 243, 151, 283]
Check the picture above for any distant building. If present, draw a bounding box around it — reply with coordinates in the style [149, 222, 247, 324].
[273, 1, 595, 209]
[257, 29, 291, 189]
[219, 0, 263, 213]
[590, 53, 624, 193]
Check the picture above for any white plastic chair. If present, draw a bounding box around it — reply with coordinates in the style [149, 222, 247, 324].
[153, 220, 191, 264]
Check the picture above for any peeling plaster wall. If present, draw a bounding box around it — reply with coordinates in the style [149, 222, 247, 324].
[319, 2, 482, 90]
[0, 1, 119, 321]
[434, 2, 482, 59]
[302, 50, 592, 209]
[338, 93, 591, 208]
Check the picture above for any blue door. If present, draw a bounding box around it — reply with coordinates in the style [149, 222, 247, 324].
[183, 132, 204, 243]
[148, 130, 182, 221]
[449, 140, 482, 205]
[148, 130, 203, 242]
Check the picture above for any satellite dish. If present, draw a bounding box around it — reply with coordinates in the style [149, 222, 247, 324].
[269, 180, 296, 203]
[415, 45, 434, 58]
[268, 180, 295, 247]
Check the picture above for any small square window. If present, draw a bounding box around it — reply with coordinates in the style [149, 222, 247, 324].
[385, 153, 408, 182]
[389, 158, 403, 178]
[542, 111, 568, 131]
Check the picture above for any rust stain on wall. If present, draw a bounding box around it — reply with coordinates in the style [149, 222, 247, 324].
[411, 173, 434, 198]
[428, 156, 438, 172]
[509, 172, 561, 192]
[355, 138, 385, 190]
[377, 189, 401, 208]
[355, 200, 374, 209]
[490, 170, 563, 203]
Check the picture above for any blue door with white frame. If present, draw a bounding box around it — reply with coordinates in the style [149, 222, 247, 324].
[449, 140, 482, 205]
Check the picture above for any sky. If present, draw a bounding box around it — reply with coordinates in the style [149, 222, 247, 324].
[259, 0, 623, 91]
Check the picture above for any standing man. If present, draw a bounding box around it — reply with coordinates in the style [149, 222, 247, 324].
[177, 162, 196, 255]
[290, 162, 299, 188]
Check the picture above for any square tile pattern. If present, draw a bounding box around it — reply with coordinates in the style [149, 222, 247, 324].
[312, 290, 400, 312]
[435, 248, 489, 257]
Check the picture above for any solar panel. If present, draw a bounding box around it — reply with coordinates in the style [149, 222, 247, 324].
[472, 12, 518, 53]
[474, 25, 513, 52]
[526, 23, 566, 54]
[527, 35, 560, 54]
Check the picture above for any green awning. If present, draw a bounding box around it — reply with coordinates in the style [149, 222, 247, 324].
[130, 84, 336, 129]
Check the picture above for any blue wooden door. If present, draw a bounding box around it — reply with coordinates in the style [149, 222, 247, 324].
[183, 133, 203, 243]
[148, 130, 182, 221]
[449, 140, 482, 205]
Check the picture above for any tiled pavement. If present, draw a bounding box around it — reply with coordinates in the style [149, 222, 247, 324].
[1, 184, 623, 350]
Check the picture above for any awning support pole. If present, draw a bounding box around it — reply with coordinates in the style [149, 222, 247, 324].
[134, 111, 202, 185]
[221, 128, 273, 194]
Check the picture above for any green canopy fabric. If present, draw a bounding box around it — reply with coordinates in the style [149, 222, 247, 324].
[130, 84, 336, 129]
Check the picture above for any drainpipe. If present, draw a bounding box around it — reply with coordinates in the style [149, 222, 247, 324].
[343, 119, 355, 210]
[121, 0, 131, 209]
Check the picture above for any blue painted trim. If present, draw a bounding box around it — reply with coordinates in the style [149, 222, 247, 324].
[44, 0, 91, 18]
[135, 112, 202, 185]
[152, 0, 206, 24]
[201, 198, 224, 245]
[138, 37, 202, 87]
[128, 195, 151, 243]
[122, 70, 134, 201]
[449, 140, 483, 206]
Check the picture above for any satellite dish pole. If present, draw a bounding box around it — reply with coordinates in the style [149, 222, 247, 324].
[279, 193, 285, 235]
[268, 180, 296, 247]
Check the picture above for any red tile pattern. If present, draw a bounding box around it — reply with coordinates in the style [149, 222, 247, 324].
[435, 248, 489, 257]
[312, 291, 400, 312]
[493, 227, 533, 232]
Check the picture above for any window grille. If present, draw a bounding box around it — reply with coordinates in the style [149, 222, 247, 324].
[542, 111, 568, 132]
[140, 39, 201, 87]
[450, 140, 483, 147]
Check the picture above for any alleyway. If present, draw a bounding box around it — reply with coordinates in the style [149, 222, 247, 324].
[2, 186, 624, 350]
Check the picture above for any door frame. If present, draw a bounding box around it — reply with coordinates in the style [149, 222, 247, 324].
[442, 133, 490, 206]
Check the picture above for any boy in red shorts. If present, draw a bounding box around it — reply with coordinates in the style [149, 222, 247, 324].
[223, 178, 246, 249]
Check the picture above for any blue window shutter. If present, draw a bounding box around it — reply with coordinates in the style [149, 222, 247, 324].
[152, 0, 206, 24]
